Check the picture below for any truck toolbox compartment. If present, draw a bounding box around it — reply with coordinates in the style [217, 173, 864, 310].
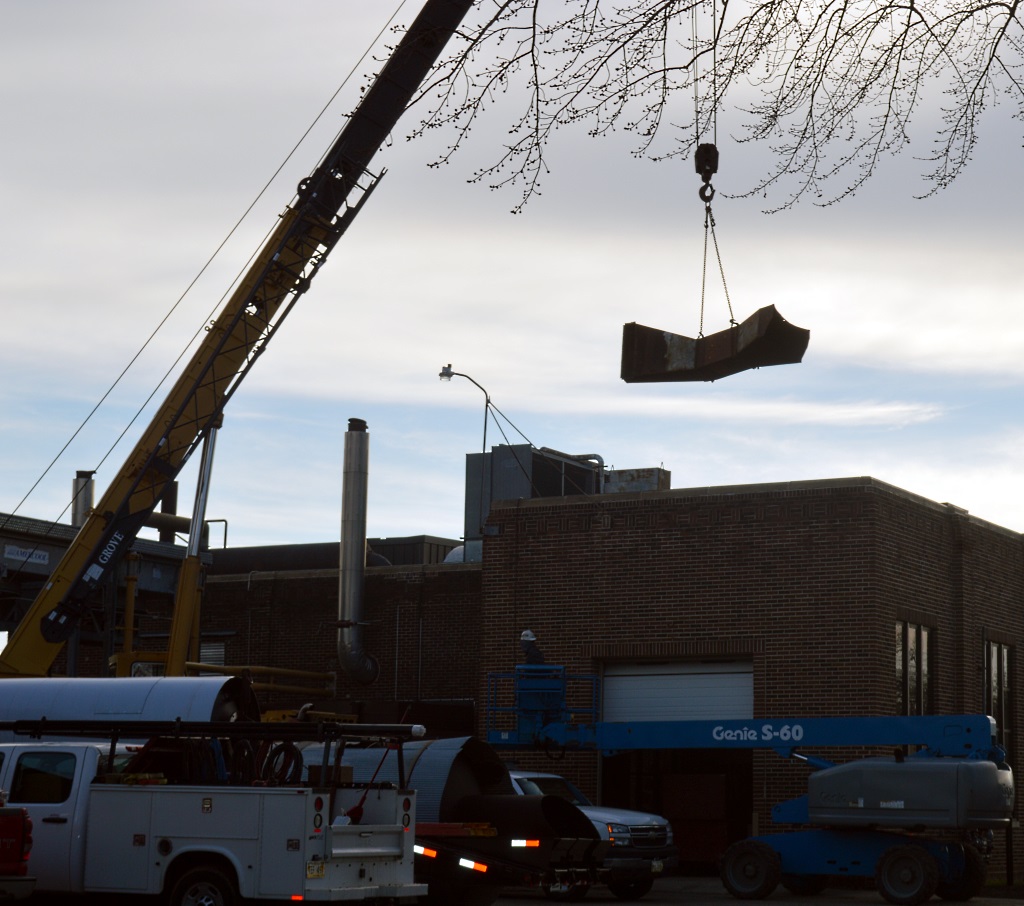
[329, 824, 404, 859]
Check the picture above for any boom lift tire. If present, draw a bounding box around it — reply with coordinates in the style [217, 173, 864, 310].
[780, 873, 829, 895]
[875, 845, 940, 906]
[607, 877, 654, 900]
[720, 840, 781, 899]
[936, 844, 986, 902]
[167, 865, 238, 906]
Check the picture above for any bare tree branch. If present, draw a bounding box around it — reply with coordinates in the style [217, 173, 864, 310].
[400, 0, 1024, 210]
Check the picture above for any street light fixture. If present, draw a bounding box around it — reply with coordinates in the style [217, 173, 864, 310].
[439, 364, 491, 537]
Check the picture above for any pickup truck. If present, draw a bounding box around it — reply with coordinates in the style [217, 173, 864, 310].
[0, 731, 426, 905]
[0, 804, 34, 900]
[509, 770, 678, 901]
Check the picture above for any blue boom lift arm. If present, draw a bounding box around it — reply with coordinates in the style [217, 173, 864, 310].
[486, 667, 1015, 905]
[486, 666, 1004, 759]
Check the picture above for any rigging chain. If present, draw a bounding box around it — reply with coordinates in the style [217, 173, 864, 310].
[692, 0, 733, 338]
[695, 143, 734, 337]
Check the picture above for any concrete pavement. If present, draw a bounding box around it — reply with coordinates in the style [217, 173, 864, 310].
[497, 875, 1021, 904]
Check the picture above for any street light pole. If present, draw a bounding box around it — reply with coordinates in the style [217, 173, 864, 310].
[439, 364, 491, 537]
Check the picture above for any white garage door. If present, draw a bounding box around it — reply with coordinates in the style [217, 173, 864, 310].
[602, 661, 753, 722]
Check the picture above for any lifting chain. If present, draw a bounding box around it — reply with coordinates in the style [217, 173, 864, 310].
[694, 143, 735, 336]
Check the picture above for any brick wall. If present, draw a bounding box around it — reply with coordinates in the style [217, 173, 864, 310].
[479, 478, 1023, 877]
[66, 475, 1021, 878]
[202, 562, 482, 723]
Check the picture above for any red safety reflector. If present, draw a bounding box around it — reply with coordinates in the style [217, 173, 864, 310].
[291, 896, 304, 901]
[459, 858, 488, 873]
[511, 839, 541, 848]
[414, 845, 438, 858]
[314, 796, 324, 811]
[403, 797, 412, 811]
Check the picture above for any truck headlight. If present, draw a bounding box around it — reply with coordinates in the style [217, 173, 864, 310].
[607, 823, 631, 845]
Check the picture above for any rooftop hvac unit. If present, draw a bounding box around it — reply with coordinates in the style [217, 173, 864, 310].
[464, 445, 603, 554]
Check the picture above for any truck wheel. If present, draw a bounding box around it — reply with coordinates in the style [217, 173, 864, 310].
[875, 845, 940, 906]
[781, 873, 828, 896]
[607, 877, 654, 900]
[936, 845, 985, 901]
[720, 840, 781, 899]
[167, 866, 238, 906]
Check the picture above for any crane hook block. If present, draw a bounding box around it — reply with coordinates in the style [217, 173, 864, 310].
[695, 143, 719, 183]
[620, 305, 810, 383]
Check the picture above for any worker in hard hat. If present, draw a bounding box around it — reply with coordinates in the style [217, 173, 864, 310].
[520, 629, 544, 664]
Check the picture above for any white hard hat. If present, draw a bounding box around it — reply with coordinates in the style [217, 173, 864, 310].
[521, 629, 537, 642]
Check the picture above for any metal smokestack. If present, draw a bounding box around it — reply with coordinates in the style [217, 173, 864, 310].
[337, 417, 379, 684]
[71, 471, 95, 528]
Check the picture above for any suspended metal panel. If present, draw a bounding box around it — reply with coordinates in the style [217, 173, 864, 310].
[621, 305, 810, 383]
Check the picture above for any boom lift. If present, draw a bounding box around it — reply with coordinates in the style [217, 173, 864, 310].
[487, 667, 1016, 906]
[0, 0, 476, 678]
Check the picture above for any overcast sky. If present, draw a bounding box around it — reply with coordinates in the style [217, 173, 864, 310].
[1, 1, 1021, 552]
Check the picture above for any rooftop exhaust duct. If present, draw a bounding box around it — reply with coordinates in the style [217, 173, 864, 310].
[338, 418, 379, 685]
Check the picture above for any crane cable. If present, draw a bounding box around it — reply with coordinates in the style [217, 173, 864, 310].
[692, 0, 733, 338]
[2, 3, 410, 538]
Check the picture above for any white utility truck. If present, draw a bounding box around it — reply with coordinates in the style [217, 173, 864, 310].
[0, 719, 427, 905]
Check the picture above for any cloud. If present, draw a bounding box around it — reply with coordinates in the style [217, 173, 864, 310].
[2, 1, 1021, 550]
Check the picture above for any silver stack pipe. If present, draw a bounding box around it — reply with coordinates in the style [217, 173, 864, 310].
[338, 418, 379, 684]
[71, 471, 95, 527]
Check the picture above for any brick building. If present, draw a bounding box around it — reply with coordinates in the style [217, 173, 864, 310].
[3, 473, 1020, 876]
[197, 474, 1023, 877]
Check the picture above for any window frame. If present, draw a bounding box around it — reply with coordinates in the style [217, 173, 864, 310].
[984, 639, 1013, 748]
[896, 619, 934, 716]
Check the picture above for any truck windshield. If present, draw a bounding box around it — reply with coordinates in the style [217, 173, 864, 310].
[517, 775, 592, 806]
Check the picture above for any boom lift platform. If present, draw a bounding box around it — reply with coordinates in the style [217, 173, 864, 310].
[486, 667, 1015, 905]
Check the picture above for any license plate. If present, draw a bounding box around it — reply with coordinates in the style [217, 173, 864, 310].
[651, 860, 664, 874]
[306, 861, 325, 879]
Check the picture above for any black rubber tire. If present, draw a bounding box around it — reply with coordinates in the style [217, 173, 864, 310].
[781, 873, 829, 896]
[720, 840, 782, 900]
[936, 844, 986, 901]
[544, 882, 591, 901]
[607, 877, 655, 900]
[167, 866, 237, 906]
[875, 844, 940, 906]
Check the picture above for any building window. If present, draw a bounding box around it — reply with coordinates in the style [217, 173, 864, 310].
[896, 621, 933, 715]
[199, 642, 226, 675]
[985, 641, 1012, 748]
[199, 642, 226, 666]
